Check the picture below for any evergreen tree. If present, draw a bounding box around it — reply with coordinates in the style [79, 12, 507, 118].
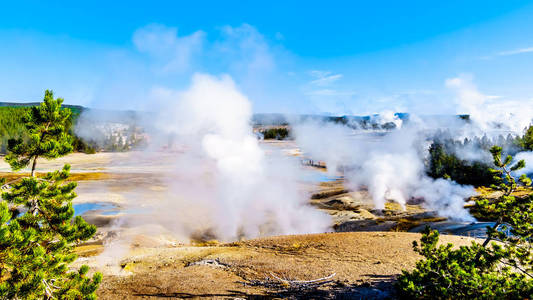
[5, 90, 74, 177]
[0, 91, 101, 299]
[519, 125, 533, 151]
[427, 141, 496, 186]
[0, 107, 30, 155]
[397, 145, 533, 299]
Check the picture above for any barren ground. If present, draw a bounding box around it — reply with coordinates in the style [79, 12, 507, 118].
[73, 232, 479, 299]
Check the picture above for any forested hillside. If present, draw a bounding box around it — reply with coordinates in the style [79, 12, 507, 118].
[0, 107, 32, 153]
[0, 103, 146, 154]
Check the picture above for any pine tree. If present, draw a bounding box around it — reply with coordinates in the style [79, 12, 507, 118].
[0, 91, 101, 299]
[396, 145, 533, 299]
[519, 125, 533, 151]
[5, 90, 74, 177]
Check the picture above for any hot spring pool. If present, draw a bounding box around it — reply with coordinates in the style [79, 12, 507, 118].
[74, 203, 118, 216]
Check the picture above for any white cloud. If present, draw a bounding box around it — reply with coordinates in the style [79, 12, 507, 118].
[482, 46, 533, 60]
[399, 89, 436, 96]
[497, 47, 533, 56]
[446, 75, 533, 132]
[303, 70, 355, 114]
[309, 70, 343, 86]
[133, 24, 205, 73]
[133, 23, 276, 76]
[306, 89, 355, 97]
[217, 24, 275, 74]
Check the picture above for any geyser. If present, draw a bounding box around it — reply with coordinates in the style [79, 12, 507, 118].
[293, 118, 476, 221]
[102, 73, 331, 243]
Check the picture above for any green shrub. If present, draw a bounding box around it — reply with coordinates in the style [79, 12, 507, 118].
[396, 227, 533, 299]
[397, 146, 533, 299]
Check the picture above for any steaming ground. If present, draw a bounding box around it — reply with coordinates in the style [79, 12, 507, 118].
[88, 74, 333, 243]
[0, 142, 511, 297]
[61, 73, 532, 249]
[0, 140, 492, 236]
[293, 120, 478, 221]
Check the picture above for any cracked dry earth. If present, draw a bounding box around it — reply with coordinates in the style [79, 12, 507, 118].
[80, 232, 479, 299]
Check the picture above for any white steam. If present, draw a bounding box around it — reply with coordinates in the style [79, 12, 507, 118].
[446, 75, 533, 134]
[291, 76, 533, 222]
[293, 120, 476, 221]
[370, 110, 403, 129]
[110, 74, 331, 242]
[513, 151, 533, 177]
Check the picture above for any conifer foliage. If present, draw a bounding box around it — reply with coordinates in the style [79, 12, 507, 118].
[519, 124, 533, 151]
[5, 90, 74, 176]
[0, 91, 101, 299]
[396, 145, 533, 299]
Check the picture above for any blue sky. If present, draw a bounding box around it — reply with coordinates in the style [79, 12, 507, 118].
[1, 1, 533, 114]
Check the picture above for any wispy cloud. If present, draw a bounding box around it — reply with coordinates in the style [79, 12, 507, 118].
[482, 46, 533, 60]
[497, 47, 533, 56]
[133, 24, 205, 73]
[304, 70, 352, 112]
[309, 70, 343, 86]
[305, 89, 355, 97]
[132, 23, 277, 76]
[217, 24, 275, 74]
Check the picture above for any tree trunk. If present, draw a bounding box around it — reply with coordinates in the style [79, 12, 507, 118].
[31, 156, 38, 177]
[474, 221, 500, 262]
[481, 223, 499, 247]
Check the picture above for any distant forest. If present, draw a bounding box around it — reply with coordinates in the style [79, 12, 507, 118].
[0, 104, 143, 154]
[0, 105, 99, 154]
[427, 128, 533, 186]
[0, 107, 31, 153]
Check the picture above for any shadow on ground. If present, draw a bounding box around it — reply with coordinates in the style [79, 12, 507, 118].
[132, 276, 396, 299]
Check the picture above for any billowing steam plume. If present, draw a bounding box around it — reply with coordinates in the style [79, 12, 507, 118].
[106, 74, 331, 243]
[293, 119, 476, 221]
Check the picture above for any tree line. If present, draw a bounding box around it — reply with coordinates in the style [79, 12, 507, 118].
[0, 105, 144, 155]
[427, 128, 533, 187]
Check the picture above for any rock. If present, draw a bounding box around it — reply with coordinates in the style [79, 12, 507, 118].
[186, 259, 229, 268]
[358, 208, 377, 220]
[334, 220, 397, 232]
